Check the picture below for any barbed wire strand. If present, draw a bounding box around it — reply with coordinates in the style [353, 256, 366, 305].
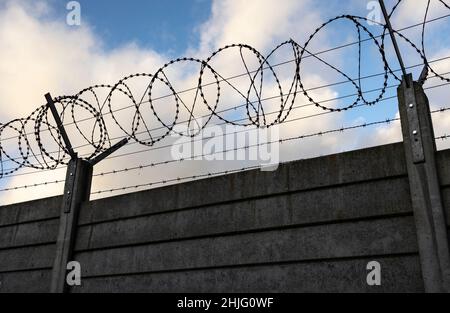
[1, 1, 449, 182]
[5, 99, 450, 194]
[2, 76, 450, 179]
[2, 11, 448, 146]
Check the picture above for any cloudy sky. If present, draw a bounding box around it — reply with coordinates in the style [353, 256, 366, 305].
[1, 0, 450, 205]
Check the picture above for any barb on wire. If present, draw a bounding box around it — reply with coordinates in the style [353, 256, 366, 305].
[1, 0, 449, 178]
[4, 97, 450, 192]
[436, 134, 450, 140]
[2, 63, 450, 180]
[0, 116, 401, 193]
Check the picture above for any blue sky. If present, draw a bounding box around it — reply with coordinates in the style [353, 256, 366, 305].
[42, 0, 447, 119]
[49, 0, 212, 55]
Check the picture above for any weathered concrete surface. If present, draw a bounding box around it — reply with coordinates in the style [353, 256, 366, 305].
[442, 188, 450, 226]
[0, 196, 60, 292]
[2, 142, 450, 292]
[0, 219, 58, 250]
[437, 148, 450, 187]
[0, 270, 51, 293]
[0, 244, 55, 272]
[75, 216, 417, 277]
[0, 196, 60, 227]
[78, 143, 407, 225]
[436, 149, 450, 227]
[75, 177, 411, 251]
[73, 256, 423, 293]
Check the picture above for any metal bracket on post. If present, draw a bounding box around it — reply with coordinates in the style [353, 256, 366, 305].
[398, 77, 450, 293]
[46, 92, 88, 293]
[418, 64, 429, 85]
[379, 0, 450, 292]
[89, 138, 129, 166]
[45, 93, 77, 159]
[402, 74, 425, 164]
[51, 158, 92, 293]
[46, 93, 129, 293]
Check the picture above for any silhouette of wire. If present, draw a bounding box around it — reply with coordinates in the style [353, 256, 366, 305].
[7, 95, 450, 194]
[3, 95, 450, 192]
[3, 54, 448, 168]
[1, 2, 450, 179]
[2, 73, 450, 178]
[436, 134, 450, 140]
[0, 116, 401, 192]
[2, 9, 446, 145]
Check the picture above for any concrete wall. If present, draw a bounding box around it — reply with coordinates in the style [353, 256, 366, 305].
[0, 196, 61, 292]
[1, 142, 449, 292]
[437, 148, 450, 273]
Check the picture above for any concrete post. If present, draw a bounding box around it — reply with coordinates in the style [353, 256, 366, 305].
[397, 74, 450, 292]
[50, 158, 92, 293]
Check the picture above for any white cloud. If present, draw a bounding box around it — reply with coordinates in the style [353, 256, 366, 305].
[196, 0, 319, 53]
